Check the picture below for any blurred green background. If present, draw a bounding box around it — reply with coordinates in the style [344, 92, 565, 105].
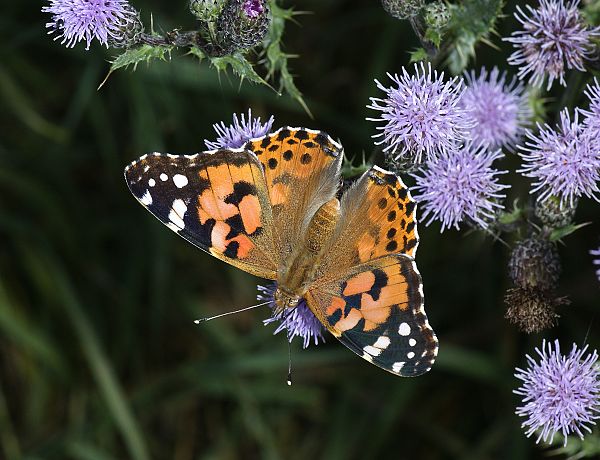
[1, 1, 599, 459]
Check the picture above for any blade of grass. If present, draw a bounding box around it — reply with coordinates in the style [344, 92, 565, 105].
[22, 247, 150, 460]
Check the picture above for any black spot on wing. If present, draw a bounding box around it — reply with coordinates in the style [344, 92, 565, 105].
[369, 268, 388, 301]
[328, 308, 342, 325]
[294, 129, 309, 140]
[224, 181, 257, 206]
[277, 128, 291, 141]
[223, 240, 240, 258]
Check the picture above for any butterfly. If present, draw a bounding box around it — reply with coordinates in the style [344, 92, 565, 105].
[124, 127, 438, 376]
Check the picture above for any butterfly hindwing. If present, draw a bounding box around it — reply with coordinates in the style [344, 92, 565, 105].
[306, 254, 438, 376]
[125, 149, 278, 279]
[244, 127, 344, 258]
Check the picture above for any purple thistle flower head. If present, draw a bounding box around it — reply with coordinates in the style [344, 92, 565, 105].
[367, 62, 474, 164]
[243, 0, 264, 18]
[42, 0, 139, 50]
[517, 109, 600, 207]
[503, 0, 600, 90]
[204, 109, 274, 150]
[591, 246, 600, 282]
[258, 283, 325, 348]
[410, 143, 509, 232]
[514, 339, 600, 446]
[461, 67, 531, 150]
[580, 78, 600, 132]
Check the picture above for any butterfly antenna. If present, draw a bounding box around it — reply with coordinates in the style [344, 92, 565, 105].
[194, 301, 270, 323]
[287, 327, 293, 386]
[282, 308, 294, 386]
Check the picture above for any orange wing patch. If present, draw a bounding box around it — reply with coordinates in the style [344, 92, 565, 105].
[314, 257, 414, 334]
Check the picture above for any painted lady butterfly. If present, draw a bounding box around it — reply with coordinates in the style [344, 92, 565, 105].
[125, 127, 438, 376]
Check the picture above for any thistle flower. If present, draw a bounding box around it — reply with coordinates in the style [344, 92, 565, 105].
[517, 109, 600, 207]
[514, 340, 600, 446]
[367, 62, 473, 164]
[42, 0, 141, 50]
[591, 246, 600, 282]
[580, 78, 600, 132]
[504, 287, 565, 333]
[504, 0, 600, 90]
[461, 67, 531, 150]
[411, 143, 509, 232]
[216, 0, 270, 54]
[509, 238, 561, 290]
[204, 109, 274, 150]
[258, 284, 325, 348]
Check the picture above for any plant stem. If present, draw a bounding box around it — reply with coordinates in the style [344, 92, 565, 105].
[135, 30, 228, 57]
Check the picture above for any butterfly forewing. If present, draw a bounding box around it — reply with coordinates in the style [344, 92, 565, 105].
[244, 127, 344, 259]
[125, 149, 278, 279]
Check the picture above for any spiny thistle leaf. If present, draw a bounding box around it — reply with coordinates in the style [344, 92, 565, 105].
[99, 44, 172, 88]
[341, 153, 371, 178]
[208, 53, 268, 85]
[549, 222, 591, 243]
[445, 0, 504, 74]
[263, 0, 310, 115]
[409, 47, 429, 63]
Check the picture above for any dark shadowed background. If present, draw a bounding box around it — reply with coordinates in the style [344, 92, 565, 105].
[1, 1, 599, 459]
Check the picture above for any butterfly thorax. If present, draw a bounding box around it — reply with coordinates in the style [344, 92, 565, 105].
[273, 197, 341, 315]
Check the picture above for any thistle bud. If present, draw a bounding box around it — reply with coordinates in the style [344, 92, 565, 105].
[189, 0, 226, 22]
[424, 2, 451, 30]
[534, 195, 577, 229]
[504, 287, 567, 334]
[508, 238, 561, 291]
[381, 0, 425, 19]
[216, 0, 270, 54]
[107, 4, 144, 49]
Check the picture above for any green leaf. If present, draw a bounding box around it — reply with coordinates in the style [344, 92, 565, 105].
[409, 47, 429, 63]
[99, 45, 172, 89]
[445, 0, 504, 73]
[262, 0, 310, 114]
[209, 53, 268, 86]
[549, 222, 591, 242]
[497, 200, 524, 225]
[425, 28, 443, 49]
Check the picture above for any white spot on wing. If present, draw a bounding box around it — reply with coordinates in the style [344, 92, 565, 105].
[392, 362, 405, 373]
[399, 322, 411, 336]
[373, 336, 391, 349]
[362, 352, 374, 362]
[168, 199, 187, 229]
[166, 222, 181, 233]
[363, 345, 382, 357]
[140, 190, 152, 206]
[173, 174, 188, 188]
[407, 351, 415, 359]
[409, 338, 417, 347]
[160, 173, 168, 181]
[148, 178, 156, 187]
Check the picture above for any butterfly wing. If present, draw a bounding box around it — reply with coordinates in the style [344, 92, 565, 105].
[306, 254, 438, 376]
[125, 149, 278, 279]
[244, 127, 344, 259]
[319, 166, 419, 278]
